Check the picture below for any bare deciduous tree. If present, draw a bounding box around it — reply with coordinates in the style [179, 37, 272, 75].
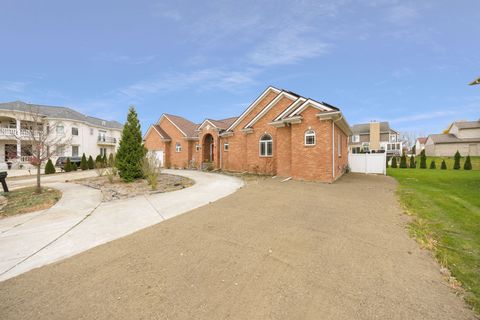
[15, 106, 71, 193]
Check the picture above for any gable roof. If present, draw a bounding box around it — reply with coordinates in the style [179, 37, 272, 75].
[0, 100, 123, 130]
[243, 91, 298, 129]
[198, 117, 239, 131]
[350, 122, 392, 135]
[160, 113, 199, 137]
[428, 133, 480, 144]
[416, 137, 427, 144]
[453, 120, 480, 130]
[226, 86, 281, 131]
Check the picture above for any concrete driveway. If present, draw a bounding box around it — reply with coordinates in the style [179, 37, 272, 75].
[0, 170, 243, 281]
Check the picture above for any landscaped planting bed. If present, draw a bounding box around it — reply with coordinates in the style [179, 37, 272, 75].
[75, 173, 194, 201]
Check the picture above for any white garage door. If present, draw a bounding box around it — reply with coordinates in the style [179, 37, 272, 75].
[155, 151, 164, 167]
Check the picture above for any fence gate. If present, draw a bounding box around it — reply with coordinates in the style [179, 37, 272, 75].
[348, 153, 386, 175]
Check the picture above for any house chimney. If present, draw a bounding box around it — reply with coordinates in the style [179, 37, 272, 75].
[370, 121, 380, 151]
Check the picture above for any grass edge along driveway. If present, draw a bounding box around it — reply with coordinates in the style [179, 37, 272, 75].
[388, 168, 480, 314]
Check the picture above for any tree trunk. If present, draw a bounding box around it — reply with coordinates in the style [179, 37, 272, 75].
[36, 163, 42, 194]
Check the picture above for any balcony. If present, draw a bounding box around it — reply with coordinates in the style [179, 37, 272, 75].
[0, 127, 43, 140]
[97, 136, 117, 145]
[0, 127, 17, 138]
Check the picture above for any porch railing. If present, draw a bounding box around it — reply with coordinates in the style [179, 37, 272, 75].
[0, 128, 17, 136]
[20, 156, 33, 163]
[0, 128, 42, 138]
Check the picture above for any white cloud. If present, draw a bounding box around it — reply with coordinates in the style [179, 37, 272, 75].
[248, 29, 330, 66]
[118, 68, 259, 99]
[0, 81, 29, 93]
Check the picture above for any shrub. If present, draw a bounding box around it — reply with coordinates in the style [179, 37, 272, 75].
[105, 166, 117, 183]
[409, 155, 416, 168]
[88, 155, 95, 169]
[399, 154, 407, 168]
[95, 162, 105, 177]
[72, 162, 78, 171]
[95, 154, 103, 165]
[80, 153, 88, 170]
[464, 155, 472, 170]
[391, 157, 398, 168]
[453, 150, 461, 170]
[102, 154, 107, 165]
[142, 152, 161, 190]
[116, 106, 146, 182]
[420, 150, 427, 169]
[44, 159, 56, 174]
[429, 160, 436, 169]
[386, 156, 390, 168]
[64, 158, 72, 172]
[441, 160, 447, 170]
[108, 153, 115, 167]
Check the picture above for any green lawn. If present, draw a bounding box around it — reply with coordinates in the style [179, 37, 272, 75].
[0, 187, 62, 217]
[388, 168, 480, 313]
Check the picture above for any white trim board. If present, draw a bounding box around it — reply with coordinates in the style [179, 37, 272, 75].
[226, 86, 281, 132]
[243, 91, 297, 129]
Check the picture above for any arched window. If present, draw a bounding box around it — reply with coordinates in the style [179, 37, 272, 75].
[259, 134, 273, 157]
[304, 130, 316, 146]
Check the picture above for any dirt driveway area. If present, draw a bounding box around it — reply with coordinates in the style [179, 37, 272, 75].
[0, 173, 475, 320]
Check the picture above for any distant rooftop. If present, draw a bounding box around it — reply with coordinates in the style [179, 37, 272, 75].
[0, 101, 123, 129]
[350, 121, 393, 134]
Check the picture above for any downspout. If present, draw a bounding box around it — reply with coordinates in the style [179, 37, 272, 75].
[332, 114, 343, 181]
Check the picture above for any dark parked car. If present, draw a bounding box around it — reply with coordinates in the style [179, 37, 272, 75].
[55, 156, 82, 170]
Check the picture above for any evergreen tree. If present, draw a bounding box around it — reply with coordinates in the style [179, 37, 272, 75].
[64, 157, 72, 172]
[429, 160, 436, 169]
[80, 153, 88, 170]
[72, 162, 78, 171]
[102, 153, 108, 165]
[95, 154, 103, 164]
[409, 155, 416, 168]
[116, 106, 146, 182]
[420, 149, 427, 169]
[44, 159, 56, 174]
[391, 157, 398, 168]
[464, 155, 472, 170]
[386, 156, 389, 168]
[453, 150, 461, 170]
[399, 154, 407, 168]
[441, 160, 447, 170]
[411, 145, 416, 155]
[87, 155, 95, 169]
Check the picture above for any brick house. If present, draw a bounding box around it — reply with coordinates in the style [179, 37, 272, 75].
[144, 86, 352, 182]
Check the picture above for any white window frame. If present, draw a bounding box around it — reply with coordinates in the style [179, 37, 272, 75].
[362, 142, 370, 153]
[304, 130, 316, 146]
[352, 135, 360, 143]
[224, 143, 229, 151]
[72, 145, 79, 157]
[56, 125, 64, 135]
[175, 142, 182, 153]
[72, 127, 79, 136]
[259, 134, 273, 157]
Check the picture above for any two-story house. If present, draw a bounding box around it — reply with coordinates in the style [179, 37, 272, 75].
[425, 120, 480, 156]
[349, 121, 403, 156]
[0, 101, 123, 169]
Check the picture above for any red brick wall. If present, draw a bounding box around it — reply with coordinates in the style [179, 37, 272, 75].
[157, 117, 190, 169]
[220, 90, 279, 173]
[144, 128, 165, 151]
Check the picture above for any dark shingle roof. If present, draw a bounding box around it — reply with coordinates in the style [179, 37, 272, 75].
[0, 101, 123, 129]
[153, 124, 171, 139]
[417, 137, 427, 144]
[207, 117, 239, 129]
[351, 122, 392, 134]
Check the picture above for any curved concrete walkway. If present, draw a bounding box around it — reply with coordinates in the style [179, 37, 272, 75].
[0, 170, 243, 281]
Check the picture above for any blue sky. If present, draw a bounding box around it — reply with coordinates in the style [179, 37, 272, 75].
[0, 0, 479, 136]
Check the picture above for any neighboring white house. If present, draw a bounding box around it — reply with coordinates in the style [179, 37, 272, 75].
[415, 137, 427, 155]
[425, 120, 480, 156]
[0, 101, 123, 168]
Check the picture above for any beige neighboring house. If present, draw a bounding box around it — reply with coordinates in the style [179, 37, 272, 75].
[349, 121, 403, 156]
[425, 120, 480, 156]
[415, 137, 427, 155]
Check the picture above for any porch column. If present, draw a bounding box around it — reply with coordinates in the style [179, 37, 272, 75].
[16, 119, 21, 158]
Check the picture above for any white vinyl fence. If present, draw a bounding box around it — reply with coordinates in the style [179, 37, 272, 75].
[348, 152, 386, 175]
